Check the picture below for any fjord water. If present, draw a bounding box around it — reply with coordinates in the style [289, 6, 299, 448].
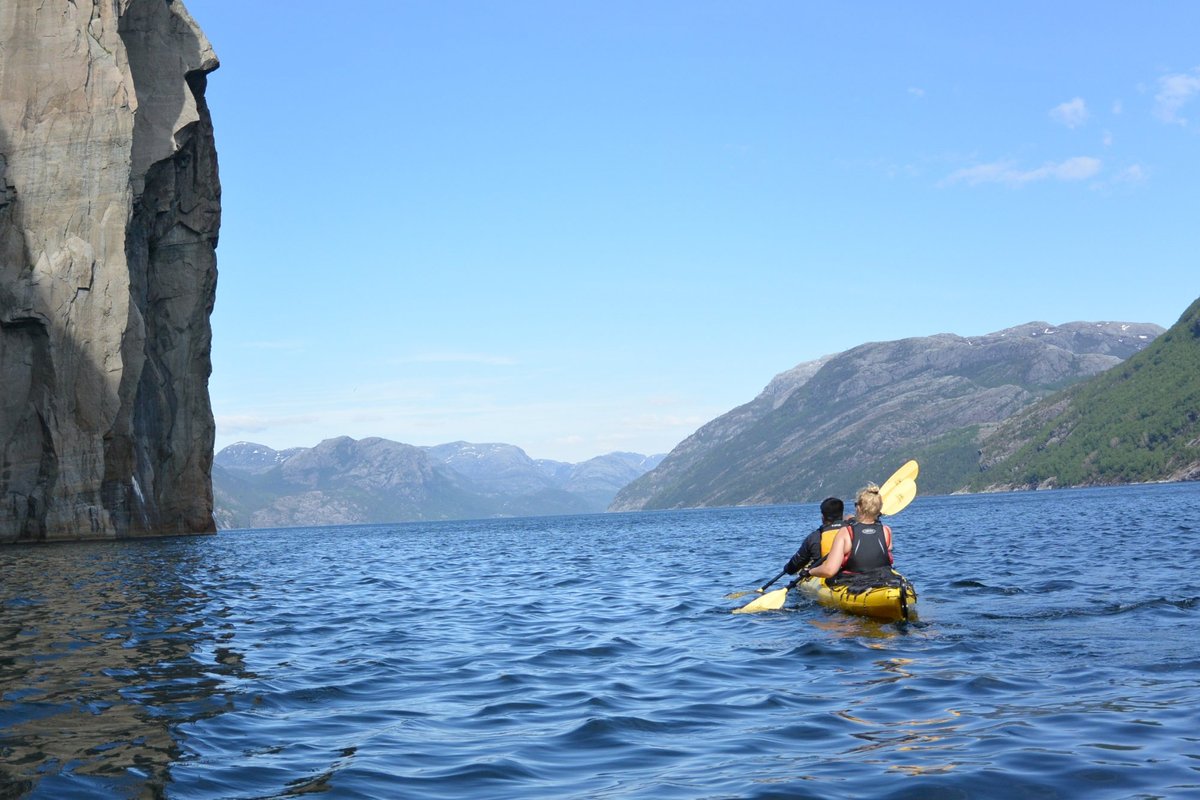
[3, 484, 1199, 799]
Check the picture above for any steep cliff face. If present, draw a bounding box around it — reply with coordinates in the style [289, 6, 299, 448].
[0, 0, 220, 542]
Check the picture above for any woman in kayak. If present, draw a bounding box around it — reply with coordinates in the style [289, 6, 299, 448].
[800, 483, 894, 585]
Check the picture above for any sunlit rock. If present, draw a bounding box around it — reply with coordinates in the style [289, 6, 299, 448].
[0, 0, 220, 541]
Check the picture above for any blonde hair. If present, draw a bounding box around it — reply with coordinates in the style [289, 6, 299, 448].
[855, 483, 883, 519]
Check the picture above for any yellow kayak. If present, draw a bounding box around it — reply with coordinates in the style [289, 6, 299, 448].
[795, 573, 917, 622]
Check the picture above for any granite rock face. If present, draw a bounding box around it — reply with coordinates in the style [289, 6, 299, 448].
[1, 0, 220, 541]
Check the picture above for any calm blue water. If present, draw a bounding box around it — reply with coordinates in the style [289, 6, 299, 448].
[3, 483, 1199, 799]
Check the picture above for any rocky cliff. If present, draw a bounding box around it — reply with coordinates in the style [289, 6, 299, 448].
[0, 1, 220, 542]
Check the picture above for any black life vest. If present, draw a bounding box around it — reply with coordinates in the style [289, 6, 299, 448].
[840, 520, 893, 573]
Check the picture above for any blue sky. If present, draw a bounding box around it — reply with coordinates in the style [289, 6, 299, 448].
[188, 1, 1199, 463]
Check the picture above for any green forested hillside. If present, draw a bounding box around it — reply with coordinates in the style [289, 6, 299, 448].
[971, 297, 1200, 490]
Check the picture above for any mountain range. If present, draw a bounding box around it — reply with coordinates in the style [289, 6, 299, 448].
[212, 439, 664, 529]
[610, 318, 1168, 510]
[213, 301, 1200, 529]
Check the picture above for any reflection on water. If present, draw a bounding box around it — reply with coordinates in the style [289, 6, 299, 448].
[835, 654, 966, 776]
[0, 539, 243, 797]
[805, 614, 908, 641]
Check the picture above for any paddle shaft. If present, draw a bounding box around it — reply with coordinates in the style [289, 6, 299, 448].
[758, 569, 787, 592]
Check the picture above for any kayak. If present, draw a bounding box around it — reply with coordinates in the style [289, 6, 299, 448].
[795, 573, 917, 622]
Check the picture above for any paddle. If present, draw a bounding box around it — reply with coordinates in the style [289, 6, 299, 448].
[881, 477, 916, 517]
[732, 583, 792, 614]
[879, 459, 918, 498]
[732, 461, 919, 614]
[724, 569, 787, 600]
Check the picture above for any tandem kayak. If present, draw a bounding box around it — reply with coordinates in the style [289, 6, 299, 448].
[795, 573, 917, 622]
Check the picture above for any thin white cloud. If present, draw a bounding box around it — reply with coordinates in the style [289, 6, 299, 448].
[237, 339, 307, 351]
[1114, 164, 1147, 183]
[907, 86, 926, 98]
[623, 412, 711, 430]
[1087, 163, 1149, 193]
[1155, 68, 1200, 125]
[646, 393, 684, 407]
[941, 156, 1101, 187]
[231, 395, 696, 461]
[1050, 97, 1088, 128]
[217, 412, 321, 435]
[391, 352, 518, 366]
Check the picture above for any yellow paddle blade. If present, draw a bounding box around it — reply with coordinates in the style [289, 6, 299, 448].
[881, 477, 917, 516]
[880, 460, 919, 497]
[732, 587, 789, 614]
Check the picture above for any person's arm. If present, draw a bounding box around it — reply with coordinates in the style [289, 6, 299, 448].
[807, 529, 849, 579]
[784, 528, 821, 574]
[783, 548, 809, 575]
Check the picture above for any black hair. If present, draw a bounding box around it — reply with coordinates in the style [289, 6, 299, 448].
[819, 496, 844, 522]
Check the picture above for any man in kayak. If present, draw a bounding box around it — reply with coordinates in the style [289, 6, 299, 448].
[782, 497, 850, 578]
[799, 484, 896, 586]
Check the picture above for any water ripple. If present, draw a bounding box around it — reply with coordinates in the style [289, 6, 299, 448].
[2, 484, 1200, 798]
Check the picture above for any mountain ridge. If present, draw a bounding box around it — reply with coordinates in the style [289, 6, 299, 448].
[212, 438, 665, 529]
[212, 312, 1192, 529]
[610, 319, 1164, 511]
[967, 299, 1200, 490]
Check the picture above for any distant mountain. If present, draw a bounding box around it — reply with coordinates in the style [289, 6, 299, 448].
[212, 437, 664, 530]
[212, 441, 307, 474]
[969, 298, 1200, 490]
[610, 320, 1163, 511]
[423, 441, 563, 496]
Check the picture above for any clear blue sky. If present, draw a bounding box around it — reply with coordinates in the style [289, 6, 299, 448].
[188, 1, 1199, 463]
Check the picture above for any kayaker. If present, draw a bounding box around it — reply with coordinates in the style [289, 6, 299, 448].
[782, 497, 849, 578]
[799, 483, 895, 585]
